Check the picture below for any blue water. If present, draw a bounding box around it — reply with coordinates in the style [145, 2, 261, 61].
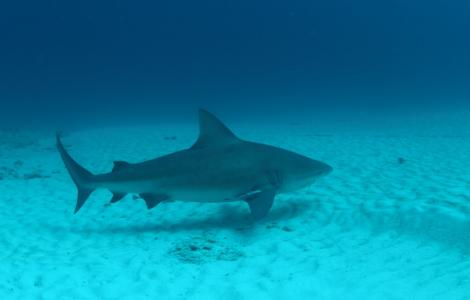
[1, 0, 470, 126]
[0, 0, 470, 299]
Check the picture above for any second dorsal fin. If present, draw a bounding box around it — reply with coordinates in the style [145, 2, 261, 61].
[112, 161, 131, 172]
[190, 109, 240, 149]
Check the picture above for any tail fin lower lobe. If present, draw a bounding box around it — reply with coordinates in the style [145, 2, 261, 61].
[56, 133, 95, 213]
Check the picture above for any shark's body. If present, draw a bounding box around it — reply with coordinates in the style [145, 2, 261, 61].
[57, 109, 332, 220]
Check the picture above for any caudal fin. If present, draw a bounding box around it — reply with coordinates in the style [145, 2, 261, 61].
[56, 133, 95, 213]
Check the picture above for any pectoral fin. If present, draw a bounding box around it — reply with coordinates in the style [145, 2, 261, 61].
[245, 189, 275, 221]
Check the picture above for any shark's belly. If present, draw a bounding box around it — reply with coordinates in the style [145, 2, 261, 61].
[107, 155, 269, 202]
[158, 172, 260, 203]
[106, 177, 253, 202]
[169, 189, 239, 203]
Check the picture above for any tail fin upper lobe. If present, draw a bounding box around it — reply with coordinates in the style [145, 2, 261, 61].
[56, 133, 95, 213]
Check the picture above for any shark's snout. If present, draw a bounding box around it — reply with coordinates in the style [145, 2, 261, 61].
[284, 158, 332, 191]
[307, 160, 332, 178]
[321, 163, 333, 176]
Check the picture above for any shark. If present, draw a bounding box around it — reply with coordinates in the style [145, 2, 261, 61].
[57, 109, 332, 220]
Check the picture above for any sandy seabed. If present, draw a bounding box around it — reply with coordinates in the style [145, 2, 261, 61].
[1, 116, 470, 299]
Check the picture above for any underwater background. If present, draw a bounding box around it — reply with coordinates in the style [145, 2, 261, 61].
[1, 0, 470, 127]
[1, 0, 470, 299]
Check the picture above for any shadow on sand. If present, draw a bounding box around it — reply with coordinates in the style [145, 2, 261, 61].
[45, 196, 470, 254]
[49, 200, 312, 235]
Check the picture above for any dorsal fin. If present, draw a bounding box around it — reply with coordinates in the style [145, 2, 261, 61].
[191, 109, 239, 149]
[112, 161, 131, 172]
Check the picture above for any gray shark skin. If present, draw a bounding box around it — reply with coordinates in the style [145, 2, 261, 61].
[57, 109, 332, 220]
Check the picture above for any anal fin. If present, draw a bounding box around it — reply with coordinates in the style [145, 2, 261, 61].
[110, 193, 126, 203]
[140, 193, 169, 210]
[112, 161, 132, 172]
[245, 189, 275, 221]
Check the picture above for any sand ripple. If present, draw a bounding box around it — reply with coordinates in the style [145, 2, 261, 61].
[1, 124, 470, 299]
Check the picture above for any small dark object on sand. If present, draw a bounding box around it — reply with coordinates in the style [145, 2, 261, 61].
[282, 226, 293, 232]
[398, 157, 406, 164]
[24, 173, 48, 180]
